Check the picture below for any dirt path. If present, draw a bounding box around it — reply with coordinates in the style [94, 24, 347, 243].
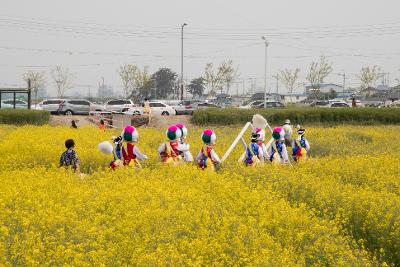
[49, 115, 97, 127]
[144, 115, 193, 129]
[49, 114, 193, 129]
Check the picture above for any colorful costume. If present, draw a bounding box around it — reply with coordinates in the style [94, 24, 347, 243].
[292, 128, 310, 162]
[111, 125, 147, 169]
[176, 123, 193, 162]
[267, 127, 289, 164]
[244, 128, 266, 167]
[196, 129, 221, 170]
[158, 125, 187, 164]
[282, 119, 293, 147]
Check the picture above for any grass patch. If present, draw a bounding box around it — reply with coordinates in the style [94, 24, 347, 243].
[0, 109, 50, 125]
[192, 107, 400, 126]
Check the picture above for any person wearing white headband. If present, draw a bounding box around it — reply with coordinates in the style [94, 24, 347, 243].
[175, 123, 193, 162]
[282, 119, 293, 147]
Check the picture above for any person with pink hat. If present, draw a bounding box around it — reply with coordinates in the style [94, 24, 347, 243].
[158, 125, 189, 164]
[196, 129, 221, 170]
[266, 127, 289, 164]
[112, 125, 147, 169]
[175, 123, 193, 162]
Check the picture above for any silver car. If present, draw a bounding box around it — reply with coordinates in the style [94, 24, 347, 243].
[1, 100, 28, 109]
[58, 99, 97, 115]
[37, 99, 63, 113]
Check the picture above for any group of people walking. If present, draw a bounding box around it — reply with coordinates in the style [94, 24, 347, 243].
[60, 117, 311, 172]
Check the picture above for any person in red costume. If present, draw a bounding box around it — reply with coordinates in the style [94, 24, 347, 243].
[110, 125, 148, 169]
[158, 125, 189, 164]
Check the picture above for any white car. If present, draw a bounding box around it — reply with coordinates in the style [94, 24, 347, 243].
[124, 101, 176, 116]
[240, 100, 284, 109]
[104, 99, 134, 112]
[1, 100, 28, 109]
[239, 100, 265, 109]
[320, 101, 350, 108]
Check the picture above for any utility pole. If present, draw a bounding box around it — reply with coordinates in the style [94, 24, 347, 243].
[262, 36, 269, 108]
[242, 79, 245, 96]
[272, 74, 279, 101]
[180, 23, 187, 101]
[337, 73, 346, 99]
[101, 76, 105, 101]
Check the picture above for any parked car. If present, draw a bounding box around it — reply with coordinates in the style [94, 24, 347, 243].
[0, 100, 14, 109]
[328, 102, 350, 108]
[174, 100, 202, 115]
[0, 100, 28, 109]
[190, 102, 221, 110]
[239, 100, 265, 109]
[58, 99, 102, 115]
[36, 99, 63, 113]
[240, 100, 284, 109]
[104, 99, 134, 112]
[124, 101, 176, 116]
[310, 100, 330, 107]
[254, 101, 285, 108]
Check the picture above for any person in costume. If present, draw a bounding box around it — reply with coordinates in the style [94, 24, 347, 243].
[111, 125, 147, 169]
[292, 127, 310, 162]
[108, 135, 123, 169]
[267, 127, 290, 164]
[244, 129, 265, 167]
[60, 139, 80, 172]
[175, 123, 193, 162]
[196, 129, 221, 170]
[158, 125, 188, 164]
[282, 119, 293, 147]
[143, 98, 151, 124]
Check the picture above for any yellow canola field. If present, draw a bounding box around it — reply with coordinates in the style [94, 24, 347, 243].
[0, 125, 399, 266]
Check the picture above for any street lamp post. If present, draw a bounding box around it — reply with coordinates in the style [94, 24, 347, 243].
[262, 36, 269, 108]
[181, 23, 187, 101]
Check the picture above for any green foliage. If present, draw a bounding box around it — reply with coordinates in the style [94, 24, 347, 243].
[192, 107, 400, 125]
[0, 109, 49, 125]
[151, 68, 178, 99]
[187, 77, 205, 97]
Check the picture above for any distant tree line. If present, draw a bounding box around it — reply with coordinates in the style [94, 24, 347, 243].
[20, 56, 395, 102]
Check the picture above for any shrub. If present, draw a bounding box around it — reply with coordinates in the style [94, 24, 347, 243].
[0, 109, 50, 125]
[192, 107, 400, 125]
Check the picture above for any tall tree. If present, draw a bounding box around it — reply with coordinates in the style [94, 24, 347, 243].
[151, 68, 177, 99]
[50, 66, 74, 98]
[118, 64, 139, 98]
[279, 68, 300, 103]
[306, 55, 333, 96]
[187, 77, 205, 97]
[218, 60, 240, 95]
[204, 63, 222, 96]
[131, 66, 153, 101]
[357, 65, 381, 89]
[22, 71, 46, 105]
